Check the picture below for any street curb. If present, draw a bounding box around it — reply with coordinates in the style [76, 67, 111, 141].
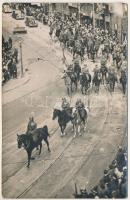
[2, 76, 31, 94]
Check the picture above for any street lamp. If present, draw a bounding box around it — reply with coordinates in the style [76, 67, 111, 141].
[92, 3, 95, 28]
[19, 41, 24, 77]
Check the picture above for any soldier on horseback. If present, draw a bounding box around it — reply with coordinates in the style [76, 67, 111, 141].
[73, 58, 81, 81]
[61, 97, 70, 111]
[120, 69, 127, 94]
[68, 97, 88, 138]
[75, 98, 85, 111]
[26, 116, 38, 148]
[107, 68, 118, 92]
[27, 116, 37, 135]
[100, 63, 108, 84]
[80, 68, 91, 95]
[93, 65, 102, 93]
[61, 97, 72, 118]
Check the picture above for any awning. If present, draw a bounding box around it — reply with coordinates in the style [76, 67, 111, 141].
[68, 3, 78, 8]
[31, 3, 41, 7]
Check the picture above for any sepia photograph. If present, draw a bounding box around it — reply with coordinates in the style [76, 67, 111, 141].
[2, 2, 128, 198]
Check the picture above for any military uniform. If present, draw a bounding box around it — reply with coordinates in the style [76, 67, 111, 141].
[61, 98, 70, 110]
[27, 117, 37, 135]
[75, 99, 85, 110]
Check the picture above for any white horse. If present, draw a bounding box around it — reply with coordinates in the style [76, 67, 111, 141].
[72, 107, 89, 138]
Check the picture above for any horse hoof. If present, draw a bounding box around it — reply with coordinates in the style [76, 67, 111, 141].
[27, 165, 30, 168]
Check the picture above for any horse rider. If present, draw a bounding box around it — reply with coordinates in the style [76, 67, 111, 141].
[61, 97, 70, 111]
[75, 98, 85, 111]
[93, 64, 99, 75]
[73, 60, 81, 81]
[108, 68, 117, 91]
[85, 69, 91, 88]
[27, 116, 37, 135]
[100, 63, 108, 84]
[61, 97, 72, 116]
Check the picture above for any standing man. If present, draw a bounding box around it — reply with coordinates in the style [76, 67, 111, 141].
[8, 37, 12, 49]
[13, 48, 18, 63]
[12, 59, 17, 78]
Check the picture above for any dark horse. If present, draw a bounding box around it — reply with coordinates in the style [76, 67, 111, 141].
[80, 73, 91, 95]
[52, 108, 73, 136]
[70, 72, 78, 92]
[92, 72, 101, 93]
[120, 70, 127, 94]
[107, 72, 117, 93]
[17, 125, 51, 167]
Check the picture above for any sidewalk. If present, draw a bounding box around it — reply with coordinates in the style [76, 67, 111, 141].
[2, 72, 31, 94]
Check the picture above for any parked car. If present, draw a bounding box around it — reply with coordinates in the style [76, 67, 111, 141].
[25, 16, 38, 27]
[3, 4, 12, 13]
[12, 10, 24, 20]
[13, 26, 27, 34]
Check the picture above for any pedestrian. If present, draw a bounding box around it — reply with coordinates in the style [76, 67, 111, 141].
[12, 60, 17, 78]
[13, 48, 18, 63]
[8, 37, 12, 49]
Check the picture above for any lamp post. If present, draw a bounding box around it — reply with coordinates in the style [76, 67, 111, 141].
[19, 42, 24, 77]
[93, 3, 95, 28]
[78, 3, 80, 25]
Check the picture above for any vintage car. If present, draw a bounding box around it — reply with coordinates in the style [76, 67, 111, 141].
[25, 16, 38, 27]
[3, 4, 12, 13]
[12, 10, 24, 20]
[13, 26, 27, 34]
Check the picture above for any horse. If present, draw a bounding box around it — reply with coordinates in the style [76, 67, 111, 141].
[100, 66, 108, 85]
[52, 108, 73, 136]
[73, 42, 84, 62]
[72, 107, 88, 138]
[74, 63, 81, 81]
[92, 72, 101, 93]
[107, 72, 118, 93]
[80, 73, 91, 95]
[17, 125, 50, 168]
[120, 71, 127, 94]
[87, 37, 94, 59]
[70, 72, 78, 92]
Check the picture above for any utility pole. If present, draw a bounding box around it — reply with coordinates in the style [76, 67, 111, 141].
[19, 42, 23, 77]
[78, 3, 80, 25]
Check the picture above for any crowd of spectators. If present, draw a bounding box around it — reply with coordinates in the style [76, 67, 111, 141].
[74, 146, 127, 198]
[2, 35, 18, 85]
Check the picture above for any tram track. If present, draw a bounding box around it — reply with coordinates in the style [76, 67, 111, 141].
[48, 85, 113, 197]
[2, 15, 127, 198]
[51, 86, 127, 198]
[13, 84, 113, 198]
[2, 89, 127, 198]
[2, 62, 126, 199]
